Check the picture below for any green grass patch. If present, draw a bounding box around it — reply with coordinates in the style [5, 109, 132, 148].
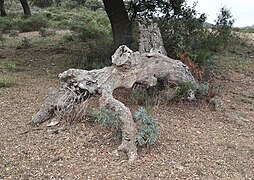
[241, 97, 253, 104]
[0, 77, 17, 88]
[249, 148, 254, 157]
[0, 62, 17, 72]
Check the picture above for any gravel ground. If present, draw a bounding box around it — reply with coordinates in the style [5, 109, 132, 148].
[0, 33, 254, 179]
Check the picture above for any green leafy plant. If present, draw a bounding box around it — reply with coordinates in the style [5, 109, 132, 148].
[131, 84, 163, 111]
[0, 78, 17, 88]
[0, 16, 15, 33]
[198, 82, 209, 96]
[209, 7, 235, 52]
[159, 3, 207, 58]
[31, 0, 53, 8]
[92, 107, 159, 146]
[66, 10, 113, 69]
[0, 62, 17, 72]
[131, 88, 151, 109]
[16, 14, 48, 32]
[39, 28, 56, 37]
[133, 107, 159, 146]
[0, 34, 6, 45]
[176, 81, 197, 99]
[92, 107, 122, 139]
[17, 37, 31, 49]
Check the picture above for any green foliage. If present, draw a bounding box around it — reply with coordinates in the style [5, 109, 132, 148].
[31, 0, 53, 8]
[0, 6, 113, 69]
[0, 16, 15, 33]
[131, 88, 151, 110]
[92, 107, 159, 146]
[76, 0, 103, 10]
[131, 85, 161, 112]
[126, 0, 185, 21]
[16, 14, 48, 32]
[0, 78, 17, 88]
[189, 50, 214, 69]
[133, 107, 159, 146]
[17, 37, 31, 49]
[92, 107, 122, 139]
[65, 9, 113, 69]
[198, 82, 209, 96]
[4, 7, 111, 69]
[0, 34, 6, 45]
[128, 2, 235, 68]
[159, 4, 208, 58]
[63, 0, 103, 10]
[212, 7, 235, 51]
[215, 7, 235, 32]
[0, 61, 17, 72]
[0, 13, 48, 33]
[234, 28, 254, 34]
[176, 82, 197, 98]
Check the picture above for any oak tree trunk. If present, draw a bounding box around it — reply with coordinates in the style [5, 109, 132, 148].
[20, 0, 31, 17]
[102, 0, 132, 48]
[0, 0, 6, 17]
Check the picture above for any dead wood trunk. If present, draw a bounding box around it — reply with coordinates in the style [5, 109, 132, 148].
[139, 23, 167, 56]
[32, 24, 197, 162]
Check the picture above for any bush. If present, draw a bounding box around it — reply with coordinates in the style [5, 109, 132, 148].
[131, 85, 161, 111]
[31, 0, 54, 8]
[0, 17, 15, 33]
[159, 5, 208, 58]
[92, 107, 159, 146]
[0, 78, 17, 88]
[176, 81, 197, 99]
[0, 34, 6, 45]
[133, 107, 159, 146]
[67, 9, 113, 68]
[16, 37, 31, 49]
[158, 4, 235, 68]
[64, 0, 103, 10]
[93, 107, 122, 139]
[16, 14, 48, 32]
[212, 7, 235, 51]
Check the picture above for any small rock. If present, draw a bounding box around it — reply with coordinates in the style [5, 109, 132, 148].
[51, 156, 63, 162]
[210, 95, 225, 112]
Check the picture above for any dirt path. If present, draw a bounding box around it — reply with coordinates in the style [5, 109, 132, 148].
[0, 33, 254, 179]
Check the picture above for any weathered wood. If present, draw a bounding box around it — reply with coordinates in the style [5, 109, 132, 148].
[139, 23, 167, 56]
[32, 24, 197, 162]
[32, 88, 64, 124]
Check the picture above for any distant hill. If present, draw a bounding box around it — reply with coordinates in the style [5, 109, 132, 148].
[243, 25, 254, 29]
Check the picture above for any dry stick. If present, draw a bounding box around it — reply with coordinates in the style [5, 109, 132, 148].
[19, 128, 44, 135]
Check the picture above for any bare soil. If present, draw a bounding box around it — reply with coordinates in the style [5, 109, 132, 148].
[0, 32, 254, 179]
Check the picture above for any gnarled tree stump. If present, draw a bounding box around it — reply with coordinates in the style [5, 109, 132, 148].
[32, 24, 197, 162]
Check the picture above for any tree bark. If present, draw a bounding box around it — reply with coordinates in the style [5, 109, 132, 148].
[20, 0, 31, 17]
[0, 0, 6, 17]
[139, 23, 167, 56]
[102, 0, 132, 48]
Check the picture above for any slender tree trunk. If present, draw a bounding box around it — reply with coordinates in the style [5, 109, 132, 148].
[0, 0, 7, 17]
[102, 0, 133, 48]
[20, 0, 31, 17]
